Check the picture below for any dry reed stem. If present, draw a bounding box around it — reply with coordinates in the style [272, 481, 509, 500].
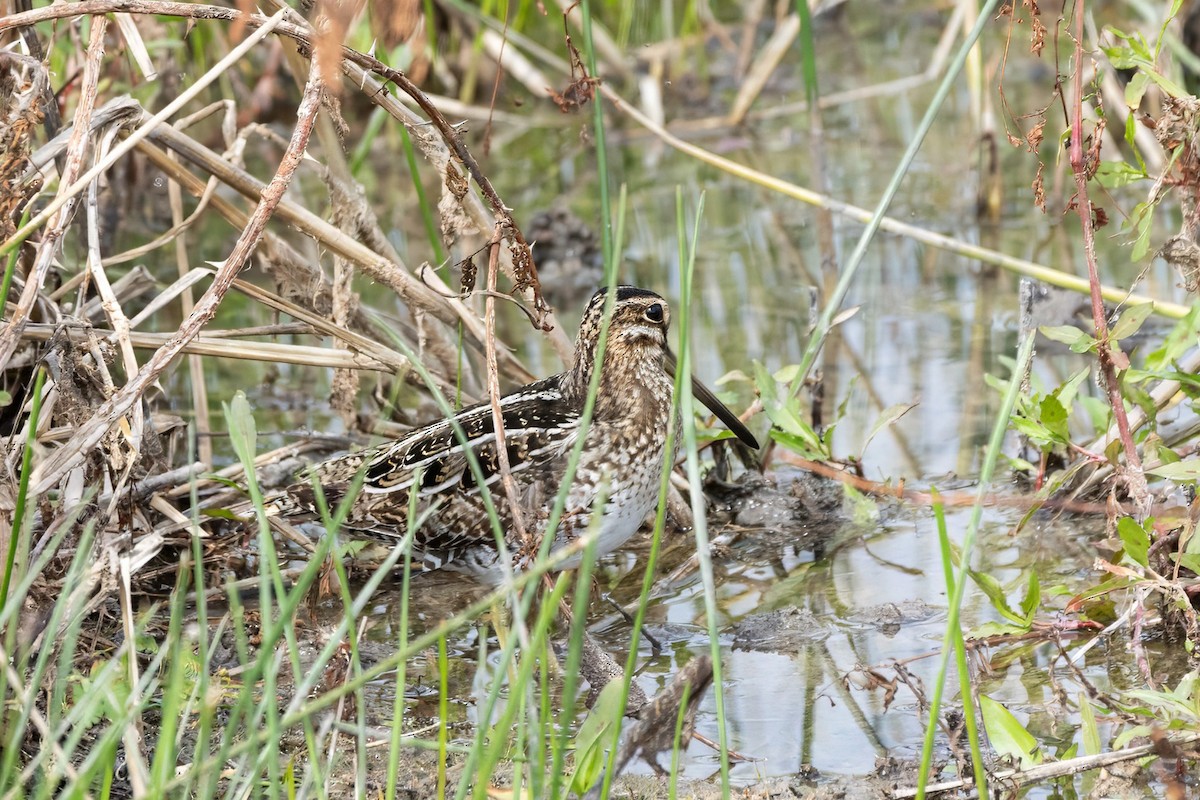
[598, 82, 1190, 319]
[727, 13, 800, 125]
[18, 324, 396, 372]
[483, 225, 529, 551]
[113, 11, 156, 81]
[127, 134, 391, 348]
[86, 124, 145, 469]
[0, 0, 577, 363]
[166, 146, 214, 466]
[29, 44, 324, 496]
[0, 16, 107, 371]
[139, 115, 532, 380]
[20, 96, 141, 179]
[228, 279, 422, 376]
[0, 10, 287, 271]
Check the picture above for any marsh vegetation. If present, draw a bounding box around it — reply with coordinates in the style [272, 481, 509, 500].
[4, 1, 1200, 798]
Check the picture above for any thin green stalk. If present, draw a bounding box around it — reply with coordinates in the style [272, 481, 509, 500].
[458, 0, 494, 102]
[667, 683, 693, 800]
[915, 334, 1036, 798]
[931, 490, 987, 797]
[183, 426, 213, 800]
[438, 633, 449, 800]
[593, 190, 700, 800]
[349, 105, 387, 177]
[789, 0, 1005, 398]
[0, 206, 31, 318]
[1, 523, 96, 789]
[385, 481, 419, 800]
[0, 367, 45, 618]
[471, 573, 572, 800]
[398, 123, 446, 264]
[224, 395, 322, 797]
[674, 191, 731, 792]
[794, 0, 819, 106]
[163, 533, 592, 797]
[0, 367, 45, 746]
[547, 529, 601, 797]
[147, 555, 192, 794]
[581, 0, 613, 266]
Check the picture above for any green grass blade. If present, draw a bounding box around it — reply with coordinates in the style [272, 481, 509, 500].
[916, 333, 1035, 798]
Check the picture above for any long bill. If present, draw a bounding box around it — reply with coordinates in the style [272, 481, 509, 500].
[664, 351, 760, 450]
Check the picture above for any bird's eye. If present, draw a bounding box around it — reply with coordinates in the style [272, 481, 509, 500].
[644, 303, 665, 324]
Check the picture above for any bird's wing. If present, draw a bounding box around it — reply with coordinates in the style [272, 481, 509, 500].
[280, 378, 578, 521]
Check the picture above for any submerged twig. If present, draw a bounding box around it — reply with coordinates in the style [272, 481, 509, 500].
[893, 731, 1200, 799]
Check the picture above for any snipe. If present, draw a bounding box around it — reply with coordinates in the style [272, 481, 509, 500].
[272, 286, 759, 581]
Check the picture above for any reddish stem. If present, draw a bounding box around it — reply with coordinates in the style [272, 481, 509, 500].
[1067, 0, 1149, 513]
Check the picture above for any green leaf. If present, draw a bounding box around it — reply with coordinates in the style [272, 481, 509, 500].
[773, 364, 801, 384]
[200, 507, 243, 521]
[1101, 43, 1139, 70]
[224, 391, 258, 469]
[0, 390, 11, 407]
[969, 570, 1024, 625]
[859, 402, 916, 459]
[969, 620, 1035, 638]
[715, 369, 752, 386]
[1010, 416, 1051, 447]
[1069, 334, 1096, 354]
[1079, 693, 1101, 756]
[842, 484, 879, 525]
[1114, 724, 1153, 749]
[1039, 325, 1090, 347]
[1149, 460, 1200, 482]
[1143, 303, 1200, 371]
[1143, 69, 1187, 99]
[1117, 515, 1151, 568]
[1109, 303, 1154, 341]
[1095, 160, 1147, 188]
[1055, 367, 1092, 409]
[980, 695, 1043, 768]
[1174, 554, 1200, 572]
[1131, 202, 1156, 262]
[768, 428, 825, 459]
[1019, 572, 1041, 625]
[1156, 445, 1182, 466]
[1039, 395, 1069, 444]
[568, 680, 624, 795]
[1124, 70, 1151, 109]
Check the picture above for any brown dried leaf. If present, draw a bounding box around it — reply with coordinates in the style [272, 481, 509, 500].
[548, 11, 600, 113]
[1030, 15, 1046, 56]
[1026, 119, 1045, 151]
[1032, 162, 1046, 212]
[445, 164, 468, 200]
[459, 254, 477, 295]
